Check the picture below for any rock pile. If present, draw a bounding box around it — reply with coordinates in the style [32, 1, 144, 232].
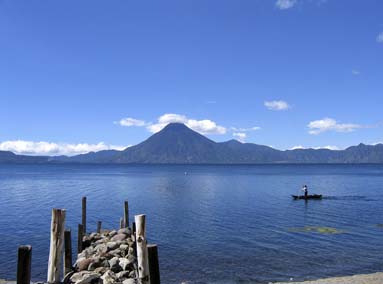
[67, 228, 137, 284]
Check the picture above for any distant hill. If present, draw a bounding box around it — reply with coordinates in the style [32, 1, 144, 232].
[2, 123, 383, 164]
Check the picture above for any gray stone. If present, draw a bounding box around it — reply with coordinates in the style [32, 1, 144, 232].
[95, 244, 108, 254]
[94, 267, 108, 274]
[108, 230, 118, 237]
[109, 248, 122, 256]
[128, 270, 136, 278]
[100, 271, 117, 284]
[117, 228, 130, 235]
[76, 258, 93, 271]
[106, 241, 119, 250]
[118, 258, 131, 271]
[109, 256, 122, 272]
[111, 233, 127, 242]
[122, 279, 136, 284]
[70, 271, 100, 284]
[116, 271, 130, 279]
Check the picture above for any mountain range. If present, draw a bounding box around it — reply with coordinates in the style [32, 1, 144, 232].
[1, 123, 383, 164]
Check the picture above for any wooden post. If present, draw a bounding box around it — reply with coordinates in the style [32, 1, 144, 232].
[97, 221, 102, 234]
[64, 229, 72, 276]
[17, 245, 32, 284]
[77, 224, 84, 254]
[124, 200, 129, 228]
[120, 217, 124, 229]
[148, 244, 160, 284]
[132, 222, 136, 235]
[135, 214, 149, 284]
[47, 209, 66, 284]
[82, 196, 87, 235]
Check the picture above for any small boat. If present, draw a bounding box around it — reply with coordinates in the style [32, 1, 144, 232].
[292, 194, 322, 200]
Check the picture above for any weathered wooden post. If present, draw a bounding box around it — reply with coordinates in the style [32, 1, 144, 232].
[17, 245, 32, 284]
[148, 244, 160, 284]
[64, 229, 72, 276]
[124, 200, 129, 228]
[132, 222, 136, 235]
[97, 221, 102, 234]
[77, 224, 84, 253]
[120, 217, 124, 229]
[47, 209, 66, 284]
[82, 196, 87, 234]
[135, 214, 150, 284]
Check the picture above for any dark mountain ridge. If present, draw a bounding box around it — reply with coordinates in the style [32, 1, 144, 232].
[1, 123, 383, 164]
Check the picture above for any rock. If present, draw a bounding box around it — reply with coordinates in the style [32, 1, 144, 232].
[94, 267, 108, 274]
[108, 230, 118, 237]
[76, 258, 93, 271]
[101, 271, 117, 284]
[120, 244, 129, 251]
[118, 258, 131, 271]
[129, 270, 136, 278]
[111, 233, 127, 242]
[128, 247, 134, 256]
[126, 254, 135, 265]
[106, 241, 119, 250]
[123, 279, 136, 284]
[95, 244, 108, 254]
[70, 271, 100, 284]
[118, 228, 130, 235]
[109, 256, 121, 272]
[109, 249, 122, 257]
[88, 257, 102, 271]
[101, 259, 110, 268]
[116, 271, 130, 279]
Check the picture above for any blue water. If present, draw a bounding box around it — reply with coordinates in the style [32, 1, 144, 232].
[1, 164, 383, 283]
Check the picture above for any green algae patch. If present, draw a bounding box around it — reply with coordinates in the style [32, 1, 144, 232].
[288, 226, 345, 234]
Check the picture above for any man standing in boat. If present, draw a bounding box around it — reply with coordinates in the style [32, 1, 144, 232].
[302, 185, 308, 198]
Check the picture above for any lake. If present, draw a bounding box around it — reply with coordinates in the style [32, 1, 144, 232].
[0, 164, 383, 284]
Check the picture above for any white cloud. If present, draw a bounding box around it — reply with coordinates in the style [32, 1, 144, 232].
[233, 132, 247, 142]
[352, 69, 360, 75]
[291, 145, 305, 150]
[376, 32, 383, 43]
[231, 126, 261, 132]
[308, 118, 361, 135]
[0, 140, 128, 156]
[116, 117, 147, 127]
[276, 0, 297, 10]
[264, 100, 290, 111]
[290, 145, 340, 150]
[147, 113, 227, 135]
[315, 145, 340, 150]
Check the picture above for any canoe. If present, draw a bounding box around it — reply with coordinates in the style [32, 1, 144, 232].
[292, 194, 322, 200]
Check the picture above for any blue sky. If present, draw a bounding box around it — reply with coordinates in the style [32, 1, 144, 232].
[1, 0, 383, 155]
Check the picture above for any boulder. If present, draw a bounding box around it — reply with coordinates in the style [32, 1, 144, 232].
[100, 270, 117, 284]
[111, 234, 127, 242]
[76, 258, 93, 271]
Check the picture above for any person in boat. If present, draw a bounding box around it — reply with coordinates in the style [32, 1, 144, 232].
[302, 185, 308, 198]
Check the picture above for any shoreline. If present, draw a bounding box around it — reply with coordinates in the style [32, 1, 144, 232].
[273, 272, 383, 284]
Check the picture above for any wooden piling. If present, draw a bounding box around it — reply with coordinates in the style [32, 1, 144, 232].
[148, 244, 160, 284]
[17, 245, 32, 284]
[124, 200, 129, 228]
[47, 209, 66, 284]
[64, 229, 72, 276]
[82, 196, 87, 234]
[97, 221, 102, 234]
[120, 217, 124, 229]
[77, 224, 84, 254]
[132, 222, 136, 235]
[135, 214, 150, 284]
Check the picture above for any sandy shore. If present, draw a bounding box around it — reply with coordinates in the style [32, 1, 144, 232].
[273, 272, 383, 284]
